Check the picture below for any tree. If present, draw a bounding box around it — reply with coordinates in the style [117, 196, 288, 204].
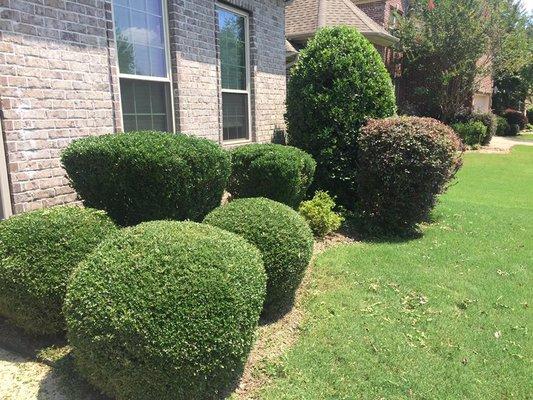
[396, 0, 530, 121]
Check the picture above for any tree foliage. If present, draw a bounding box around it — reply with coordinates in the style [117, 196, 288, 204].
[396, 0, 531, 121]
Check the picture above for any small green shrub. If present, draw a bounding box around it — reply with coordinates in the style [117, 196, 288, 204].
[452, 121, 488, 146]
[357, 117, 463, 233]
[0, 206, 116, 335]
[503, 109, 527, 131]
[228, 144, 316, 207]
[286, 26, 396, 210]
[64, 221, 266, 400]
[299, 191, 344, 238]
[61, 132, 231, 226]
[204, 198, 314, 315]
[508, 123, 520, 136]
[496, 116, 510, 136]
[470, 112, 497, 145]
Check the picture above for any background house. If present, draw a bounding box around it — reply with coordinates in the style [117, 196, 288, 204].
[0, 0, 287, 216]
[285, 0, 493, 114]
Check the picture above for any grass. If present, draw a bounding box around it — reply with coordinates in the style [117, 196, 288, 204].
[258, 146, 532, 399]
[516, 133, 533, 141]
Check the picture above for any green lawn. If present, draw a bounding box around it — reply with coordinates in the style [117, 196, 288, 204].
[259, 147, 532, 399]
[517, 133, 533, 141]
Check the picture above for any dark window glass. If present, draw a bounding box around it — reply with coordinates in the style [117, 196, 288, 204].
[222, 93, 248, 141]
[120, 79, 170, 132]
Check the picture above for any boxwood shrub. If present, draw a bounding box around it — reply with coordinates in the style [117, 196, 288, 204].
[61, 132, 231, 226]
[228, 144, 316, 207]
[452, 120, 487, 146]
[286, 26, 396, 209]
[471, 112, 497, 145]
[496, 116, 510, 136]
[357, 117, 463, 233]
[64, 221, 266, 400]
[204, 198, 314, 316]
[0, 206, 116, 335]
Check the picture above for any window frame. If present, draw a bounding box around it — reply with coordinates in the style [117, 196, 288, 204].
[216, 2, 253, 144]
[112, 0, 175, 133]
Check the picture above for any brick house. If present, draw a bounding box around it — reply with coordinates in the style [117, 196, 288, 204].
[285, 0, 403, 77]
[0, 0, 287, 217]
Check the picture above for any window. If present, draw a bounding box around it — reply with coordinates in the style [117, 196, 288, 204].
[112, 0, 173, 132]
[216, 4, 251, 142]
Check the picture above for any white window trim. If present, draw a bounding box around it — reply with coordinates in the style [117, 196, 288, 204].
[216, 2, 253, 144]
[0, 122, 12, 219]
[111, 0, 176, 133]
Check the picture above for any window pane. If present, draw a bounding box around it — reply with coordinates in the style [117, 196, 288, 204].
[113, 0, 167, 78]
[217, 7, 247, 90]
[222, 93, 248, 141]
[120, 79, 170, 132]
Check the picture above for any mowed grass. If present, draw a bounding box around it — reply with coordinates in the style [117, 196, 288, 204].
[517, 133, 533, 142]
[259, 147, 532, 399]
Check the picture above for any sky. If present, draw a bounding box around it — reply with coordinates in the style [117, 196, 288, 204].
[522, 0, 533, 13]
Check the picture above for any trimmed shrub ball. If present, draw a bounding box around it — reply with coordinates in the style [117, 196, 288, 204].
[228, 144, 316, 207]
[357, 117, 463, 233]
[503, 109, 527, 131]
[470, 112, 497, 145]
[452, 120, 487, 146]
[0, 206, 116, 335]
[64, 221, 266, 400]
[204, 198, 314, 315]
[61, 131, 231, 226]
[286, 26, 396, 210]
[496, 116, 510, 136]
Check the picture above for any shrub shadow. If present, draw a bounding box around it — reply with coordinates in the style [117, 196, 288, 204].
[259, 297, 297, 326]
[36, 351, 110, 400]
[0, 317, 66, 362]
[341, 214, 424, 244]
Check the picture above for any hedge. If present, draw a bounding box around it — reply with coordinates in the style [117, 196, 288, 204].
[204, 198, 314, 315]
[286, 26, 396, 209]
[61, 132, 231, 226]
[228, 144, 316, 207]
[0, 206, 116, 335]
[357, 117, 463, 233]
[64, 221, 266, 400]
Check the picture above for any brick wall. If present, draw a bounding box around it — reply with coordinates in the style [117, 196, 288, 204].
[169, 0, 286, 143]
[0, 0, 286, 215]
[0, 0, 121, 214]
[357, 0, 404, 27]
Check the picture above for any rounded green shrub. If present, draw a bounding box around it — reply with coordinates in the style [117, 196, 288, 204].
[452, 120, 487, 146]
[357, 117, 463, 233]
[61, 132, 231, 226]
[503, 109, 527, 131]
[204, 198, 314, 315]
[64, 221, 266, 400]
[228, 144, 316, 207]
[286, 26, 396, 210]
[496, 116, 510, 136]
[471, 112, 497, 145]
[0, 206, 116, 335]
[299, 191, 344, 238]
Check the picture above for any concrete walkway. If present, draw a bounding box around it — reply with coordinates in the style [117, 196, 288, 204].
[0, 348, 66, 400]
[486, 135, 533, 151]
